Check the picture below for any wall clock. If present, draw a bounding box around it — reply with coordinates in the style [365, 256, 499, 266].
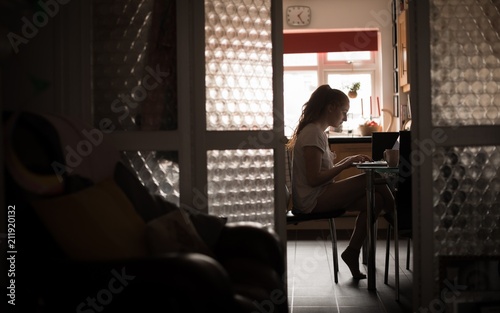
[286, 6, 311, 26]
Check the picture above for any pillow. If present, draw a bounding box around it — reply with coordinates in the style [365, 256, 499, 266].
[154, 195, 179, 215]
[145, 209, 213, 257]
[181, 205, 227, 250]
[113, 162, 166, 222]
[31, 178, 148, 260]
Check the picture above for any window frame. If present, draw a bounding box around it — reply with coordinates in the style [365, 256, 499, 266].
[283, 51, 379, 135]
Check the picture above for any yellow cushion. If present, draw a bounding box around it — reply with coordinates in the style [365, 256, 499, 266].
[31, 179, 148, 260]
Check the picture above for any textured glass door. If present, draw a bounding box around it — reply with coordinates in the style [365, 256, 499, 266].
[92, 0, 181, 206]
[204, 0, 283, 229]
[411, 0, 500, 309]
[91, 0, 286, 238]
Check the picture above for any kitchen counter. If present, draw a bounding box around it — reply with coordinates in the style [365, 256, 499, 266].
[328, 136, 372, 180]
[328, 135, 371, 144]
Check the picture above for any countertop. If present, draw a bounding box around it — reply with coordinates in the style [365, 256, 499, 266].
[328, 134, 372, 144]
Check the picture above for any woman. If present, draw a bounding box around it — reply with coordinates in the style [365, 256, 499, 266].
[286, 85, 395, 279]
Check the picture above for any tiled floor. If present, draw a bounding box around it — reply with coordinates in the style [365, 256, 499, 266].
[287, 229, 413, 313]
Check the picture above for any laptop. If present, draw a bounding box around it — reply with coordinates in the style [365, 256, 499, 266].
[371, 132, 400, 161]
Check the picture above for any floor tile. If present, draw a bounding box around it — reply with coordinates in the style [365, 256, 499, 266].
[338, 306, 385, 313]
[292, 296, 336, 307]
[293, 307, 339, 313]
[287, 230, 413, 313]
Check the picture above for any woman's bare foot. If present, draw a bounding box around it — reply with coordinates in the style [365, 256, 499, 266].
[341, 248, 367, 279]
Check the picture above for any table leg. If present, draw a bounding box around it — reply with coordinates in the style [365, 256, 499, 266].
[366, 170, 376, 290]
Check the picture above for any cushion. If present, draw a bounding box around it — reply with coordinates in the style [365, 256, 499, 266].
[154, 194, 178, 215]
[145, 209, 213, 256]
[113, 162, 166, 222]
[112, 160, 226, 248]
[31, 178, 148, 260]
[181, 205, 227, 250]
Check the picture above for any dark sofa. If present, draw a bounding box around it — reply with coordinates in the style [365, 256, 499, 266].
[2, 110, 288, 313]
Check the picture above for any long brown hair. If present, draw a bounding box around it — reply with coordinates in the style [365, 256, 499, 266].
[286, 85, 348, 150]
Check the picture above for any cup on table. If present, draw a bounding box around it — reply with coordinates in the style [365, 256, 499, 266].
[383, 149, 399, 167]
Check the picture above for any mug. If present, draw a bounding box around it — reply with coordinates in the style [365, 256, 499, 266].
[383, 149, 399, 167]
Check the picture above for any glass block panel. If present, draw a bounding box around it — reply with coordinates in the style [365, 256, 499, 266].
[430, 0, 500, 126]
[121, 151, 180, 206]
[433, 146, 500, 256]
[205, 0, 273, 131]
[207, 149, 274, 227]
[92, 0, 178, 131]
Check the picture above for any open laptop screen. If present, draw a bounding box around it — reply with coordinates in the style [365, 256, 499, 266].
[371, 132, 400, 161]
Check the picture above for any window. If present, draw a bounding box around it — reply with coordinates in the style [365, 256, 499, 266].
[284, 51, 378, 137]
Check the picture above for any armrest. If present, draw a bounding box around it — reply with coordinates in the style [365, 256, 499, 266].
[214, 222, 285, 276]
[32, 254, 238, 313]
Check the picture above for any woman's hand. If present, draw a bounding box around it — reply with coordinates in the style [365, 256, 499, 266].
[338, 154, 372, 168]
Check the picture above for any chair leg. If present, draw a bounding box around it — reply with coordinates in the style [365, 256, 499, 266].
[328, 218, 339, 284]
[384, 224, 391, 285]
[406, 237, 411, 270]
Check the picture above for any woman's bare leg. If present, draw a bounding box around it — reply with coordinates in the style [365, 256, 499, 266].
[312, 173, 395, 278]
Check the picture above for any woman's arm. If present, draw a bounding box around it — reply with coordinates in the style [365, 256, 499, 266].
[303, 146, 370, 187]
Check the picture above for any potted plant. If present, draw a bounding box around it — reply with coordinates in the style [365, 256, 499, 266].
[348, 82, 360, 98]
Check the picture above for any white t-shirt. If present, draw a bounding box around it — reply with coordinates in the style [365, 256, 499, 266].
[291, 123, 336, 213]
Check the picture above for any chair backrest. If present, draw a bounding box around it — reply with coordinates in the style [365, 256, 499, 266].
[372, 130, 412, 231]
[397, 130, 412, 231]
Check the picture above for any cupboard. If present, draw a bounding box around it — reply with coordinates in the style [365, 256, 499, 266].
[393, 0, 411, 130]
[398, 10, 410, 92]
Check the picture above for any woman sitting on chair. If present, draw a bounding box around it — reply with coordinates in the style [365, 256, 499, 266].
[286, 85, 395, 279]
